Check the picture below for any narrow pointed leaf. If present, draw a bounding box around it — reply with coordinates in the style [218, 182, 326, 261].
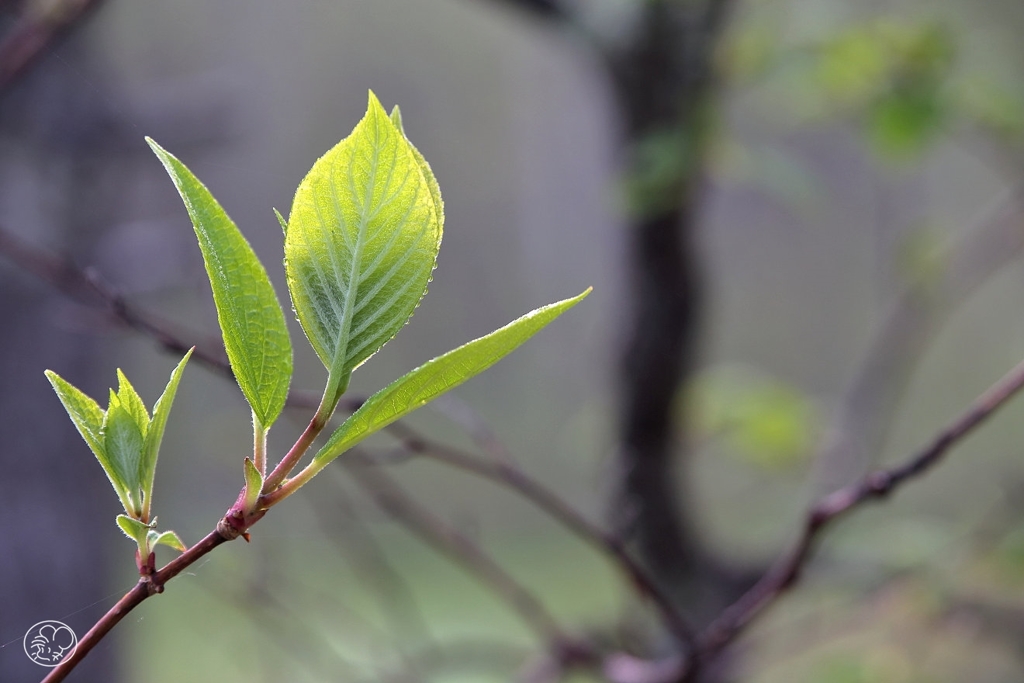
[141, 349, 193, 513]
[45, 370, 109, 473]
[274, 208, 288, 234]
[45, 371, 133, 507]
[147, 529, 186, 553]
[313, 289, 590, 466]
[285, 91, 443, 398]
[147, 138, 293, 429]
[116, 369, 150, 436]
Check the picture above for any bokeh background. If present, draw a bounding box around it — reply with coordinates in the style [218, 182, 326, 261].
[4, 1, 1024, 682]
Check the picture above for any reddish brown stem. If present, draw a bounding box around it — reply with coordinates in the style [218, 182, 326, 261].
[262, 409, 328, 494]
[41, 529, 231, 682]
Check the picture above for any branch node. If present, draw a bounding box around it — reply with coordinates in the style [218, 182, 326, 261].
[216, 513, 247, 541]
[866, 470, 893, 496]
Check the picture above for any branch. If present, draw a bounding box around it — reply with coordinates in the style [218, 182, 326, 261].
[814, 186, 1024, 491]
[41, 529, 231, 683]
[695, 353, 1024, 661]
[0, 0, 103, 91]
[309, 468, 436, 647]
[0, 225, 699, 656]
[0, 223, 323, 410]
[374, 421, 698, 649]
[343, 452, 574, 649]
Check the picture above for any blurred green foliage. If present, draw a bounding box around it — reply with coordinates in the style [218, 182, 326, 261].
[690, 365, 818, 469]
[816, 21, 954, 156]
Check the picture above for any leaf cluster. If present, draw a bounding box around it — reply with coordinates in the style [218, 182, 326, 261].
[46, 91, 589, 563]
[46, 350, 191, 563]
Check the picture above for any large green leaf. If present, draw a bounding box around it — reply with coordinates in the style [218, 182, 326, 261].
[313, 289, 590, 466]
[147, 139, 292, 429]
[284, 92, 443, 402]
[140, 349, 192, 515]
[46, 370, 132, 508]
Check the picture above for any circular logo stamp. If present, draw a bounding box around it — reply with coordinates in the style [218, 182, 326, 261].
[23, 620, 77, 667]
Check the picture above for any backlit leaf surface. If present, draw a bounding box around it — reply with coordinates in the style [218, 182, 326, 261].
[284, 92, 442, 399]
[313, 289, 590, 466]
[148, 139, 292, 428]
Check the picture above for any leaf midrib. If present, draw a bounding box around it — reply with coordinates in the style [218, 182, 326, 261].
[331, 115, 384, 378]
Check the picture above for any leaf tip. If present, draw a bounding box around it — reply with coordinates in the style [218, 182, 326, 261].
[390, 105, 404, 133]
[273, 208, 288, 235]
[366, 90, 389, 121]
[145, 136, 164, 156]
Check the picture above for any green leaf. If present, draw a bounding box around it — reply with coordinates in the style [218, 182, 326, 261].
[147, 529, 186, 553]
[284, 91, 443, 404]
[147, 138, 293, 429]
[273, 208, 288, 234]
[140, 349, 192, 516]
[242, 457, 263, 512]
[116, 370, 149, 436]
[105, 399, 146, 513]
[45, 370, 126, 495]
[313, 289, 590, 466]
[116, 514, 151, 547]
[390, 105, 444, 228]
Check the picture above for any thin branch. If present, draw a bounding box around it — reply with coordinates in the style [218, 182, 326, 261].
[0, 0, 103, 91]
[695, 354, 1024, 662]
[22, 210, 1022, 678]
[343, 452, 574, 650]
[311, 467, 436, 649]
[0, 225, 229, 371]
[377, 421, 698, 649]
[0, 224, 700, 657]
[41, 529, 231, 683]
[0, 223, 325, 409]
[428, 393, 517, 465]
[815, 186, 1024, 491]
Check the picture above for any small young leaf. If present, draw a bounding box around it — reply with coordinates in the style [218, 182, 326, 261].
[116, 370, 150, 436]
[147, 138, 293, 430]
[105, 400, 146, 513]
[242, 457, 263, 513]
[285, 91, 443, 404]
[147, 529, 186, 553]
[140, 349, 193, 517]
[45, 371, 128, 500]
[116, 514, 151, 547]
[313, 289, 590, 466]
[273, 208, 288, 234]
